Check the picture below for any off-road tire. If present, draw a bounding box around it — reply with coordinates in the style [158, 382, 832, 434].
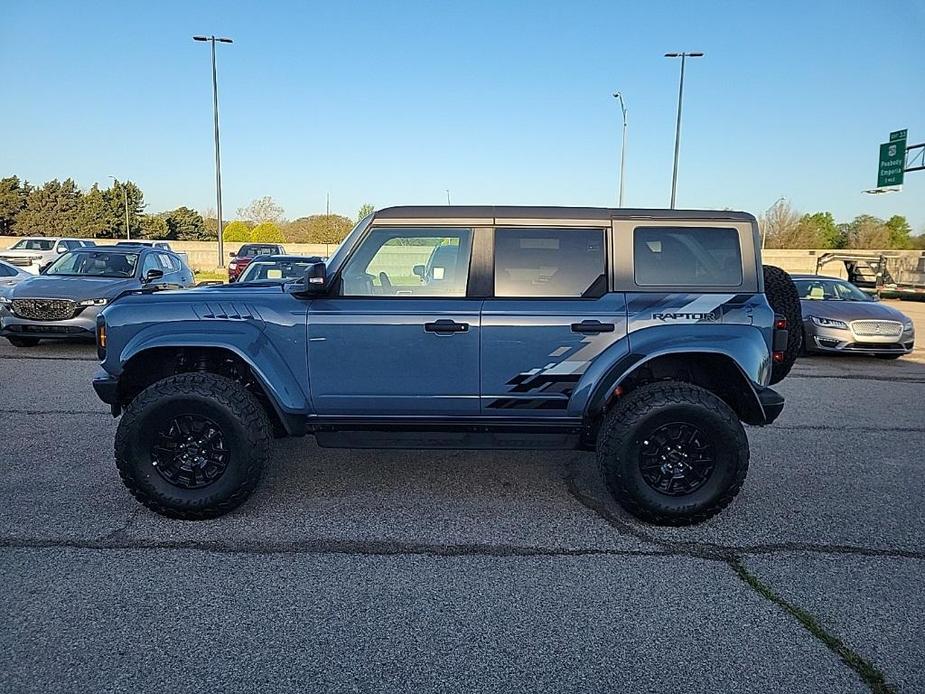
[7, 336, 39, 347]
[763, 264, 802, 384]
[115, 372, 271, 519]
[597, 382, 749, 526]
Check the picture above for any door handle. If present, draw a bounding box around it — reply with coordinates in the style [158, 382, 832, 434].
[424, 319, 469, 334]
[571, 320, 615, 334]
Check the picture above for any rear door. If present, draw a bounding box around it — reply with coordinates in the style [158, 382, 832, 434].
[480, 226, 627, 416]
[308, 226, 481, 415]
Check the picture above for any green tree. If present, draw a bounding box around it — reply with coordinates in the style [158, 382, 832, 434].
[139, 214, 170, 240]
[249, 221, 285, 243]
[909, 234, 925, 250]
[885, 215, 912, 249]
[15, 178, 83, 236]
[0, 176, 30, 235]
[356, 203, 375, 222]
[100, 179, 144, 239]
[795, 212, 840, 248]
[237, 196, 285, 224]
[222, 220, 251, 242]
[161, 206, 205, 240]
[75, 184, 113, 238]
[284, 214, 354, 243]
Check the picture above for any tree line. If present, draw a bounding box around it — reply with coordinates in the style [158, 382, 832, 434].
[0, 176, 373, 245]
[760, 200, 924, 250]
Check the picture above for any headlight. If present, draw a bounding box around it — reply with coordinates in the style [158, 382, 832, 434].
[78, 298, 108, 307]
[810, 316, 848, 329]
[903, 320, 914, 331]
[0, 295, 11, 306]
[229, 262, 237, 269]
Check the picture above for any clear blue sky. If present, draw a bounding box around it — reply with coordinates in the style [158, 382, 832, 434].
[2, 1, 924, 229]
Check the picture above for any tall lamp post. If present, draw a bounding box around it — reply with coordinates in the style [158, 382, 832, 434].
[664, 51, 703, 209]
[193, 35, 233, 267]
[108, 176, 130, 240]
[612, 92, 628, 207]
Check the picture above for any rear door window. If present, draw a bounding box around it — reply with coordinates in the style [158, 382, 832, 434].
[494, 228, 605, 298]
[633, 226, 743, 287]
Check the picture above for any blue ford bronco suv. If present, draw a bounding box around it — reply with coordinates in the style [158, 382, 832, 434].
[92, 206, 800, 525]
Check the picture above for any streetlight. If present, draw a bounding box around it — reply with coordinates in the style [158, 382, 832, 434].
[193, 35, 233, 267]
[612, 92, 628, 207]
[664, 51, 704, 209]
[109, 176, 130, 240]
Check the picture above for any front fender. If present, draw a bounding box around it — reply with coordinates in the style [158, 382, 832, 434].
[575, 323, 772, 421]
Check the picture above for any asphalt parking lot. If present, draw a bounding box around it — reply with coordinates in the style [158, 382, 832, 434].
[1, 301, 923, 693]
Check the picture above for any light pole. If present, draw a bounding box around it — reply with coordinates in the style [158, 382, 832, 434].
[612, 92, 627, 207]
[109, 176, 130, 240]
[193, 35, 233, 267]
[664, 51, 703, 209]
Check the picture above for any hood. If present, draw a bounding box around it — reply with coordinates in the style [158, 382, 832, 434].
[801, 299, 909, 323]
[10, 276, 140, 301]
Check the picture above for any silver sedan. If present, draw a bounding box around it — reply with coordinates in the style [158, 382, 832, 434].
[792, 274, 915, 359]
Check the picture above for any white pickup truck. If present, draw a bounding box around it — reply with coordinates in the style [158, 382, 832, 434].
[0, 237, 95, 273]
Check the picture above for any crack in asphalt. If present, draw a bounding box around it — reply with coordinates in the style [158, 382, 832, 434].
[0, 409, 109, 416]
[731, 559, 895, 694]
[0, 536, 669, 559]
[562, 462, 903, 693]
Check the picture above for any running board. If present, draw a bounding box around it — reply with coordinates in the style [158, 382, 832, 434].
[307, 417, 584, 450]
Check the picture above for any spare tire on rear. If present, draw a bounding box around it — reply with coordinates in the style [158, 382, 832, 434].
[763, 265, 802, 384]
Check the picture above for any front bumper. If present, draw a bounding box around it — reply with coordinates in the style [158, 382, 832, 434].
[0, 304, 102, 340]
[805, 320, 914, 355]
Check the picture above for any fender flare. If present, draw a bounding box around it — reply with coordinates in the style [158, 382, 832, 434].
[119, 325, 311, 427]
[577, 324, 773, 424]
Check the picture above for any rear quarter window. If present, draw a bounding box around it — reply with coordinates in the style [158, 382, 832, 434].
[633, 226, 743, 287]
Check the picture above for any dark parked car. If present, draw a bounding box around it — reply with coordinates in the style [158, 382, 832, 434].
[793, 274, 915, 358]
[236, 255, 324, 283]
[228, 243, 286, 282]
[0, 246, 194, 347]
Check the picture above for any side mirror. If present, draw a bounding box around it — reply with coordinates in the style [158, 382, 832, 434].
[228, 251, 236, 258]
[38, 262, 52, 274]
[412, 264, 425, 278]
[144, 268, 165, 284]
[303, 262, 327, 292]
[56, 247, 66, 254]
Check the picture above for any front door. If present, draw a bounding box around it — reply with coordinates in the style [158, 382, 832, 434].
[480, 226, 627, 415]
[308, 226, 480, 416]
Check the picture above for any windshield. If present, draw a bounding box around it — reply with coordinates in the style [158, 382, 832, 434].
[11, 239, 55, 251]
[239, 245, 279, 258]
[46, 251, 139, 278]
[794, 278, 872, 302]
[239, 259, 316, 282]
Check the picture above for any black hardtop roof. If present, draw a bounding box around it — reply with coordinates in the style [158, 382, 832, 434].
[373, 205, 756, 223]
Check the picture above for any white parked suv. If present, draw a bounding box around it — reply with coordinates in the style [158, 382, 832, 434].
[0, 238, 94, 273]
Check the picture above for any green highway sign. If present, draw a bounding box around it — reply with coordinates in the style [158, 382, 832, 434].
[878, 130, 907, 187]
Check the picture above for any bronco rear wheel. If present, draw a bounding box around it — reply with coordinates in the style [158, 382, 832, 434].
[597, 382, 749, 525]
[115, 372, 271, 519]
[763, 264, 803, 384]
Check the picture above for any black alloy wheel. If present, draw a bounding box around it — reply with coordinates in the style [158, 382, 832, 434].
[151, 414, 230, 489]
[638, 421, 716, 496]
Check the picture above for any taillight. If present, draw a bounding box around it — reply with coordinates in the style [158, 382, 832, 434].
[772, 351, 785, 363]
[774, 317, 788, 330]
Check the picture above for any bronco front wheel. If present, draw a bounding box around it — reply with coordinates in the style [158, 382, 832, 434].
[115, 372, 271, 519]
[597, 382, 749, 525]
